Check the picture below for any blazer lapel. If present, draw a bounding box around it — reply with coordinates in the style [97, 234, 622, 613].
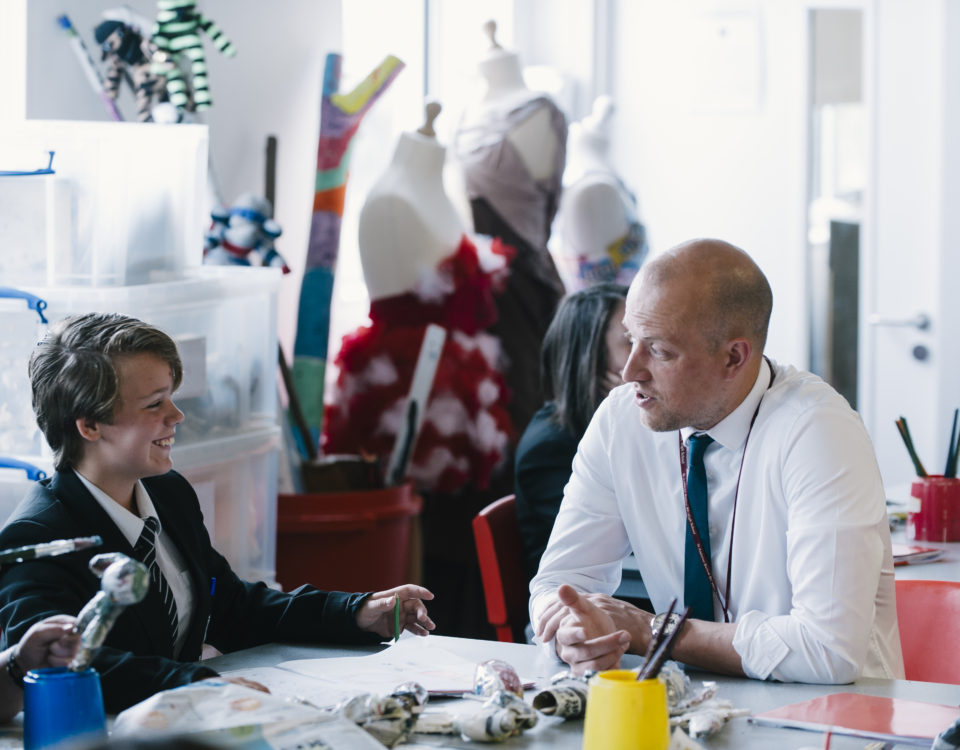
[51, 470, 177, 658]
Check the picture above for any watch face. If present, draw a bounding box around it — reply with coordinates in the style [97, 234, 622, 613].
[651, 612, 680, 639]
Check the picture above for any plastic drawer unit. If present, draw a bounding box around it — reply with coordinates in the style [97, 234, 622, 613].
[0, 288, 50, 460]
[173, 425, 281, 586]
[0, 458, 51, 527]
[2, 266, 281, 456]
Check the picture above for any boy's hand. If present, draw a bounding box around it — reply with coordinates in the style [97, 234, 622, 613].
[356, 584, 435, 638]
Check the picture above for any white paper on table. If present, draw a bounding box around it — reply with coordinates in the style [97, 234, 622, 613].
[277, 634, 535, 697]
[218, 666, 355, 708]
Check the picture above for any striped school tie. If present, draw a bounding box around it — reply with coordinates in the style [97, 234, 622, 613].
[133, 516, 179, 650]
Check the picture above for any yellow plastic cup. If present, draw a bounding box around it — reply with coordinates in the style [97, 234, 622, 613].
[581, 670, 670, 750]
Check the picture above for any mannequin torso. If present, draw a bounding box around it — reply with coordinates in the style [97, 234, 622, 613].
[555, 96, 647, 288]
[358, 130, 464, 300]
[464, 48, 559, 182]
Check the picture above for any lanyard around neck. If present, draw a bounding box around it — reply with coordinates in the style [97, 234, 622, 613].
[677, 359, 774, 623]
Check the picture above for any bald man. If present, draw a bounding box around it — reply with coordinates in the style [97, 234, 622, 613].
[530, 239, 903, 684]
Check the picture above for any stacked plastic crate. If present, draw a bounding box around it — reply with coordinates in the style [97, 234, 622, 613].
[0, 120, 282, 585]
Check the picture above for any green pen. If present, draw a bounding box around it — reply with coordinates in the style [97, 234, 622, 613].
[393, 593, 400, 643]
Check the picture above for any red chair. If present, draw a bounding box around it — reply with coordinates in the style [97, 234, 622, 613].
[895, 579, 960, 683]
[472, 494, 529, 643]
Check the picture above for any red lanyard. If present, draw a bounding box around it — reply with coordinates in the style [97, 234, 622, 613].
[677, 361, 773, 623]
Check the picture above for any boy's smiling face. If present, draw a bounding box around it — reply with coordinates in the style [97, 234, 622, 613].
[76, 352, 184, 507]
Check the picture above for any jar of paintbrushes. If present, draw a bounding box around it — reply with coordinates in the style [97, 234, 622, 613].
[899, 410, 960, 542]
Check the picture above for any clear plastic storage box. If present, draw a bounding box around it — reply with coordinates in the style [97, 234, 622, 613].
[0, 266, 281, 458]
[0, 120, 207, 287]
[174, 425, 281, 586]
[0, 458, 52, 527]
[0, 288, 51, 459]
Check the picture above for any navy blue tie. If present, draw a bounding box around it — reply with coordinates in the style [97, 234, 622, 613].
[684, 433, 715, 621]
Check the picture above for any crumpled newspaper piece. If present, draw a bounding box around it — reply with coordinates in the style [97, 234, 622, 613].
[474, 659, 523, 698]
[415, 690, 538, 743]
[413, 659, 537, 743]
[659, 662, 748, 739]
[336, 681, 427, 747]
[670, 700, 752, 739]
[531, 670, 590, 718]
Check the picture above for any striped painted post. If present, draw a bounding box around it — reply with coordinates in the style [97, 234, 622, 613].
[291, 53, 404, 452]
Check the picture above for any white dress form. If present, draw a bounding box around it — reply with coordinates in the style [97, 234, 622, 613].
[460, 20, 559, 184]
[358, 102, 464, 300]
[555, 96, 647, 288]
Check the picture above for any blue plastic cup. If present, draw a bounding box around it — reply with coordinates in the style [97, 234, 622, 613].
[23, 667, 107, 750]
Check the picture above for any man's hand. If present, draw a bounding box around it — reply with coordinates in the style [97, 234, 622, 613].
[16, 615, 81, 671]
[356, 584, 435, 639]
[544, 585, 631, 674]
[584, 593, 655, 654]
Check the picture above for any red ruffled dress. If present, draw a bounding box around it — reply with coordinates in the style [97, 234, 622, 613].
[323, 235, 516, 493]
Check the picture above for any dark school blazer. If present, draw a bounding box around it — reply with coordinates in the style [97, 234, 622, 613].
[0, 468, 377, 713]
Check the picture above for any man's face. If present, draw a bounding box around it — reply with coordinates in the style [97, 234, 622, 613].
[621, 275, 732, 432]
[88, 352, 184, 484]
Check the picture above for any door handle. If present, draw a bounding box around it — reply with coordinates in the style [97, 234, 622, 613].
[866, 312, 931, 331]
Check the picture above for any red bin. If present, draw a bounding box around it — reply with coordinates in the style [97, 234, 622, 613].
[276, 483, 422, 593]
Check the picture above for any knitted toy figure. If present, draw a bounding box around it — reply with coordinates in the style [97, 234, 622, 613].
[204, 193, 290, 273]
[69, 554, 149, 671]
[94, 10, 166, 122]
[151, 0, 235, 112]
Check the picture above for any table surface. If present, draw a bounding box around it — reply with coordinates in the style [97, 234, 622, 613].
[206, 635, 960, 749]
[891, 525, 960, 581]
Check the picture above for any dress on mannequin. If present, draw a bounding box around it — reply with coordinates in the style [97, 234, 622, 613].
[554, 96, 648, 290]
[452, 21, 567, 444]
[323, 103, 514, 494]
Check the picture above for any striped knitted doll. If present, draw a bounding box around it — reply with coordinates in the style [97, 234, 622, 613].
[94, 14, 164, 122]
[151, 0, 235, 112]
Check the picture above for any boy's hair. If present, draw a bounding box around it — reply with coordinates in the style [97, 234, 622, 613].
[29, 312, 183, 472]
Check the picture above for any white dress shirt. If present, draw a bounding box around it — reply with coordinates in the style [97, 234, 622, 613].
[530, 359, 904, 683]
[76, 472, 195, 657]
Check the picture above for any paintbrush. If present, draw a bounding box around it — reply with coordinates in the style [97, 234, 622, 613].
[637, 606, 691, 681]
[0, 536, 102, 565]
[945, 408, 959, 479]
[896, 417, 928, 477]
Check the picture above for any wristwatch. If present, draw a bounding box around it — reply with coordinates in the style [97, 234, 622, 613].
[650, 611, 682, 641]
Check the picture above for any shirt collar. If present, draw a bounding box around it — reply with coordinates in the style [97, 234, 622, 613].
[74, 472, 161, 548]
[680, 358, 772, 451]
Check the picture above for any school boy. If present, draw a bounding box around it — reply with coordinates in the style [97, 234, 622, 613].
[0, 312, 434, 712]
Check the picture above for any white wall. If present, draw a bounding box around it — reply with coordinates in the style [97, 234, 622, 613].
[606, 2, 808, 367]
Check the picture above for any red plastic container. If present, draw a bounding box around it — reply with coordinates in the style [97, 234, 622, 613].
[276, 483, 422, 593]
[908, 476, 960, 542]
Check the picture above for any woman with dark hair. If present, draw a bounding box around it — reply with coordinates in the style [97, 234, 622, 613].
[514, 283, 630, 581]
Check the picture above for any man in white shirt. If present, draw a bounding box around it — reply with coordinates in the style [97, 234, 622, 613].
[530, 238, 903, 683]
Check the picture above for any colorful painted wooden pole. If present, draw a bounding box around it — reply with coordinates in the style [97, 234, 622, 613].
[292, 53, 404, 452]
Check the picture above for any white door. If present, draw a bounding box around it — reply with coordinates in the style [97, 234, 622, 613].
[861, 0, 960, 493]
